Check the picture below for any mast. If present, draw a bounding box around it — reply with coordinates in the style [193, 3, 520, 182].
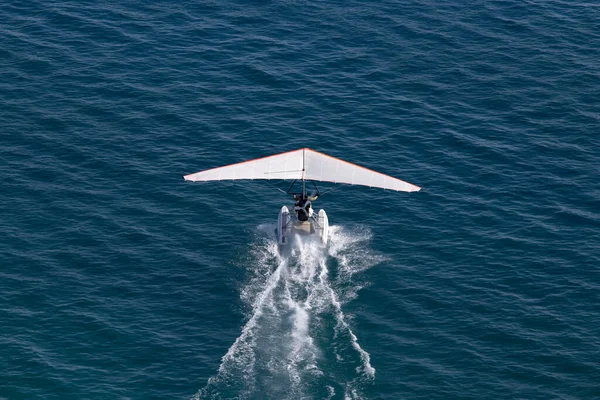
[302, 148, 306, 198]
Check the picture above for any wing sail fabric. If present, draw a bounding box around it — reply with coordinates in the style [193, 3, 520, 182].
[184, 148, 420, 192]
[303, 149, 420, 192]
[184, 149, 304, 182]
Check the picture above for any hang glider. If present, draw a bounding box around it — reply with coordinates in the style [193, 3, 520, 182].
[183, 148, 420, 192]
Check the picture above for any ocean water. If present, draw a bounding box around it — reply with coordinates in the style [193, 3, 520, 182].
[1, 0, 599, 399]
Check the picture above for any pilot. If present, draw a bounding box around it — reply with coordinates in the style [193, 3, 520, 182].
[294, 193, 318, 221]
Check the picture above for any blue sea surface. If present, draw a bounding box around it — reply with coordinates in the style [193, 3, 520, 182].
[1, 0, 599, 399]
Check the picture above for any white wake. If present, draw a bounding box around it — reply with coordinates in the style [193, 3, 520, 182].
[193, 225, 385, 400]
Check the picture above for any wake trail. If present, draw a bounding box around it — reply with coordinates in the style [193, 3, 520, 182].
[193, 226, 385, 400]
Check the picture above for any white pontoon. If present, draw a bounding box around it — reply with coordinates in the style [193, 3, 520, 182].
[184, 148, 420, 245]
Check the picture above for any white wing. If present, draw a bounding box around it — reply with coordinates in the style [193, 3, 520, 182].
[184, 148, 420, 192]
[183, 149, 304, 182]
[304, 149, 420, 192]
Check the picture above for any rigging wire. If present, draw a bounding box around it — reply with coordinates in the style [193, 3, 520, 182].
[317, 183, 348, 196]
[264, 180, 288, 194]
